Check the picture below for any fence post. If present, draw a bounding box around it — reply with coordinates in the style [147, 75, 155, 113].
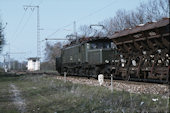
[64, 72, 67, 83]
[111, 74, 113, 92]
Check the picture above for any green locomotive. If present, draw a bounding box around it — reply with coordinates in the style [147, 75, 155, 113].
[56, 37, 117, 78]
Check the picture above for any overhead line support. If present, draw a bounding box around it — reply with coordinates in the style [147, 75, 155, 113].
[23, 5, 41, 58]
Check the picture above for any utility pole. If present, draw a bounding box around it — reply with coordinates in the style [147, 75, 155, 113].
[2, 53, 10, 72]
[73, 21, 76, 37]
[4, 43, 11, 71]
[111, 74, 113, 92]
[24, 5, 40, 58]
[74, 21, 78, 43]
[8, 43, 11, 70]
[2, 53, 8, 72]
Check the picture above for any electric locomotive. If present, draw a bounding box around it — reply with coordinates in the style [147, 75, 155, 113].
[56, 37, 117, 78]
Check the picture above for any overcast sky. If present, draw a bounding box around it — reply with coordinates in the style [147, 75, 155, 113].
[0, 0, 148, 62]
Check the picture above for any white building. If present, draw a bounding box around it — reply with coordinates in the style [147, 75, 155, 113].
[27, 57, 40, 71]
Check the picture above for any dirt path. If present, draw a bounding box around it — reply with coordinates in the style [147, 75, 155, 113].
[10, 84, 26, 113]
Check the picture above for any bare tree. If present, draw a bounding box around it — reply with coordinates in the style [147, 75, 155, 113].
[78, 24, 107, 37]
[159, 0, 169, 17]
[145, 0, 169, 21]
[78, 25, 93, 37]
[101, 9, 130, 36]
[43, 42, 62, 70]
[10, 59, 27, 71]
[100, 18, 116, 36]
[101, 0, 169, 37]
[0, 21, 5, 53]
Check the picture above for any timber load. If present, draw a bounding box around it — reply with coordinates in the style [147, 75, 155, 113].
[110, 18, 169, 83]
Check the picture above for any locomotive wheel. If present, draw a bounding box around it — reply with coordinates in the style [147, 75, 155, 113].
[85, 69, 90, 79]
[121, 70, 130, 81]
[164, 74, 169, 84]
[122, 74, 130, 81]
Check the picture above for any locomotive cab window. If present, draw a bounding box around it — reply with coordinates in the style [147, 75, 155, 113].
[90, 41, 111, 49]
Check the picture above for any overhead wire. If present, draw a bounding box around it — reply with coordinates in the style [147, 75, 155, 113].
[10, 0, 35, 43]
[46, 24, 72, 38]
[11, 10, 34, 43]
[20, 11, 34, 32]
[29, 0, 34, 5]
[12, 11, 26, 38]
[38, 0, 44, 6]
[12, 0, 33, 33]
[76, 0, 117, 22]
[12, 0, 44, 59]
[46, 0, 117, 38]
[9, 0, 35, 62]
[7, 0, 37, 61]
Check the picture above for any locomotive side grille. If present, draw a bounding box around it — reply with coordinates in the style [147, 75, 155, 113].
[88, 49, 114, 65]
[88, 49, 102, 64]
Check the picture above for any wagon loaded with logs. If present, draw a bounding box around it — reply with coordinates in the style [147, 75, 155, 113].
[56, 18, 169, 83]
[110, 18, 169, 83]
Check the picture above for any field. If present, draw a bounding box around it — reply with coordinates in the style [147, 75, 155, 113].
[0, 72, 169, 113]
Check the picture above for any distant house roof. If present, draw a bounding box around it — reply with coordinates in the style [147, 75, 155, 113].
[28, 57, 40, 60]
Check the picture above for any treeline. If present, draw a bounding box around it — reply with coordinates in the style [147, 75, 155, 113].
[41, 42, 62, 71]
[78, 0, 169, 37]
[9, 60, 27, 71]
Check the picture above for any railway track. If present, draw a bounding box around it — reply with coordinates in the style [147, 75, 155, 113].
[8, 70, 169, 85]
[53, 74, 169, 98]
[6, 71, 169, 98]
[9, 70, 169, 84]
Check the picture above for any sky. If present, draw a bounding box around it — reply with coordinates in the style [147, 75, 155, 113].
[0, 0, 148, 62]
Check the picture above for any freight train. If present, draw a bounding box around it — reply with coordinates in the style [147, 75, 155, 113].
[56, 18, 169, 83]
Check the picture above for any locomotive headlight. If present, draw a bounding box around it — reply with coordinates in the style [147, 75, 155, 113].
[122, 63, 125, 67]
[105, 60, 109, 63]
[166, 54, 168, 57]
[132, 60, 137, 66]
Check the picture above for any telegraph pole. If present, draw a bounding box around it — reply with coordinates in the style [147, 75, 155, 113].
[3, 43, 11, 71]
[24, 5, 40, 58]
[37, 6, 40, 58]
[73, 21, 76, 37]
[8, 43, 11, 70]
[73, 21, 78, 43]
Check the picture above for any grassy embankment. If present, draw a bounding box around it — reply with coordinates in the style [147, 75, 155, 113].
[0, 72, 169, 113]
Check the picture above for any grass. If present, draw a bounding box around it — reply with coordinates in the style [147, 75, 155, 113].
[0, 72, 169, 113]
